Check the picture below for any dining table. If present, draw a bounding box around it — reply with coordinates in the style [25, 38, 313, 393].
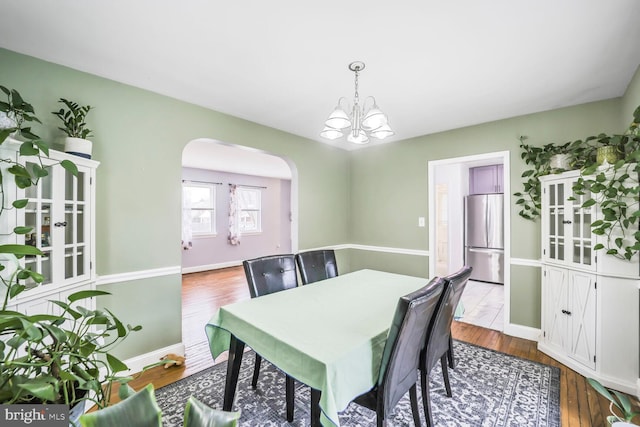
[205, 268, 428, 427]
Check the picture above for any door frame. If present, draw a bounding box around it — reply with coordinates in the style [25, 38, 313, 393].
[428, 150, 510, 331]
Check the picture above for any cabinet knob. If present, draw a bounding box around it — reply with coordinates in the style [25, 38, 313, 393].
[54, 221, 67, 227]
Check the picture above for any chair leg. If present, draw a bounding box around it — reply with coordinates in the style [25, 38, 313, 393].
[447, 334, 455, 369]
[440, 355, 452, 398]
[251, 354, 262, 389]
[421, 368, 434, 427]
[409, 384, 421, 426]
[285, 374, 294, 422]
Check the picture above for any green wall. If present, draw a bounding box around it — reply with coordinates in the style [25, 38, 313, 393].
[347, 98, 626, 329]
[0, 48, 350, 359]
[2, 46, 639, 357]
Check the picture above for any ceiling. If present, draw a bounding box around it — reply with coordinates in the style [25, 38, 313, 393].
[2, 1, 640, 153]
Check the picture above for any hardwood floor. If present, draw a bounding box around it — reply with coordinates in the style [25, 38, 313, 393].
[121, 266, 627, 426]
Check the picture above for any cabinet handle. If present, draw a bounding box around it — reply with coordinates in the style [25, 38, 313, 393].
[562, 220, 572, 224]
[561, 309, 572, 316]
[54, 221, 67, 227]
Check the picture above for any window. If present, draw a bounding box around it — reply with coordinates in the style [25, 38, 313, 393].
[183, 182, 216, 235]
[237, 186, 262, 233]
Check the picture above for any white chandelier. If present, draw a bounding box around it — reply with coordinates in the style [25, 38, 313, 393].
[321, 61, 394, 145]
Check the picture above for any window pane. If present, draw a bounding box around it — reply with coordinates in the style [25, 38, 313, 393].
[183, 183, 216, 234]
[191, 210, 212, 233]
[237, 187, 261, 233]
[240, 211, 259, 232]
[187, 187, 212, 208]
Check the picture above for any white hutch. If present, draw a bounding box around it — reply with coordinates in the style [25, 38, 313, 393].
[539, 169, 639, 395]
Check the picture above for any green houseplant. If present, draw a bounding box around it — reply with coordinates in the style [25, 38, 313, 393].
[587, 378, 640, 425]
[515, 105, 640, 260]
[513, 137, 589, 220]
[51, 98, 94, 159]
[0, 87, 141, 417]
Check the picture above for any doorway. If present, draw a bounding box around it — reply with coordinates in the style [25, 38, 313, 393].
[428, 151, 510, 332]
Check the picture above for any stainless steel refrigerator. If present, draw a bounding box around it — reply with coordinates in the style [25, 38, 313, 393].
[464, 194, 504, 284]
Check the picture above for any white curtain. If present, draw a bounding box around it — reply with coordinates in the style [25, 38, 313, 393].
[181, 189, 193, 250]
[228, 184, 241, 245]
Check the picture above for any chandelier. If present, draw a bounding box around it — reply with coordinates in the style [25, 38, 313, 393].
[321, 61, 394, 144]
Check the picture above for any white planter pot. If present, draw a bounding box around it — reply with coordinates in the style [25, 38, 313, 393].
[64, 137, 93, 159]
[550, 153, 571, 170]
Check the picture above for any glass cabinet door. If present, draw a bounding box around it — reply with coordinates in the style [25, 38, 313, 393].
[23, 161, 54, 288]
[63, 167, 89, 282]
[569, 178, 595, 269]
[546, 181, 565, 262]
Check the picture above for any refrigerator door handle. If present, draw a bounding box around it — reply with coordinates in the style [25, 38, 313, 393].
[468, 248, 504, 253]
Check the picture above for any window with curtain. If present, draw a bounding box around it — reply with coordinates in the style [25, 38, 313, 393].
[183, 182, 216, 235]
[237, 186, 262, 233]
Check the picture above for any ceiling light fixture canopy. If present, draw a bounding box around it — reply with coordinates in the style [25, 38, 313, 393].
[321, 61, 394, 145]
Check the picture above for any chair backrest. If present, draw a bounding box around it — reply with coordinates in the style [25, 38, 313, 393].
[295, 249, 338, 285]
[377, 277, 446, 414]
[243, 254, 298, 298]
[79, 383, 162, 427]
[423, 265, 473, 371]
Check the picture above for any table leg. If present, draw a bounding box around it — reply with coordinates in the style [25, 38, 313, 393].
[223, 335, 245, 411]
[310, 388, 321, 427]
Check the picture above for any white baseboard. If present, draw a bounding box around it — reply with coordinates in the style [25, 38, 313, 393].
[503, 323, 541, 341]
[122, 342, 186, 375]
[182, 261, 242, 274]
[637, 378, 640, 400]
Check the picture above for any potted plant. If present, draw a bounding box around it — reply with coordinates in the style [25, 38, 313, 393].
[514, 137, 587, 220]
[0, 85, 41, 141]
[0, 87, 140, 424]
[587, 378, 640, 425]
[515, 106, 640, 260]
[51, 98, 94, 159]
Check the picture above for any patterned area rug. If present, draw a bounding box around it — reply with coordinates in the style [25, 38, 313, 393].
[155, 341, 560, 426]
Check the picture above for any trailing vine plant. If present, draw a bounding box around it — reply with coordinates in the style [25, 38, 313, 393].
[515, 105, 640, 260]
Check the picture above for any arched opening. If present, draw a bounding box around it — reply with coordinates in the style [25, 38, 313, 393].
[181, 138, 298, 272]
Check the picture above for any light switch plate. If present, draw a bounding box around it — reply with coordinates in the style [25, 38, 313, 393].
[418, 217, 425, 227]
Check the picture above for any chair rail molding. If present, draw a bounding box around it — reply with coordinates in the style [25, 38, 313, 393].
[97, 266, 182, 286]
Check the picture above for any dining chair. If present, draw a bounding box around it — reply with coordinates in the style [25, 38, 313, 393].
[351, 276, 446, 427]
[242, 254, 298, 422]
[419, 265, 473, 427]
[183, 396, 241, 427]
[78, 384, 162, 427]
[295, 249, 338, 285]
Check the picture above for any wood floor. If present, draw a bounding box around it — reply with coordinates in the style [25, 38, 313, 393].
[122, 266, 628, 426]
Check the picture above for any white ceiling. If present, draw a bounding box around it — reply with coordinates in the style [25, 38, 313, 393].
[2, 0, 640, 154]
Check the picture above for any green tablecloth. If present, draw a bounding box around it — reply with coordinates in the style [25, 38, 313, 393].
[205, 269, 428, 427]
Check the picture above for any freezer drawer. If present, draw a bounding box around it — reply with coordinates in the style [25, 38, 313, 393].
[465, 247, 504, 284]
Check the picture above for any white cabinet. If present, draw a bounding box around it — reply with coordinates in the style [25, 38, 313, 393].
[539, 170, 639, 395]
[469, 164, 504, 194]
[1, 138, 99, 310]
[542, 266, 596, 370]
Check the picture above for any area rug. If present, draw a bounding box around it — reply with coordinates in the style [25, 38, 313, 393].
[155, 341, 560, 426]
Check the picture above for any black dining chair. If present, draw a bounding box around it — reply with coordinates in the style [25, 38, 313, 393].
[295, 249, 338, 285]
[242, 254, 298, 422]
[419, 265, 473, 427]
[351, 277, 446, 427]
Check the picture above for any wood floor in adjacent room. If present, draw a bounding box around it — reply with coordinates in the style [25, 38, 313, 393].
[123, 266, 618, 426]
